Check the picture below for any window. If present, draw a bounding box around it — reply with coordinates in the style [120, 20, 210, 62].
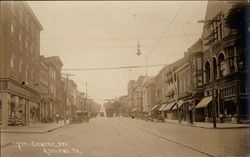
[18, 32, 22, 41]
[25, 66, 29, 82]
[197, 76, 202, 86]
[19, 9, 23, 24]
[25, 15, 29, 30]
[11, 22, 15, 40]
[19, 32, 22, 49]
[10, 55, 15, 76]
[30, 71, 34, 86]
[204, 61, 211, 83]
[25, 39, 28, 51]
[220, 61, 226, 77]
[19, 59, 23, 73]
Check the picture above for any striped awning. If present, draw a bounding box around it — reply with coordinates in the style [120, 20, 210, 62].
[151, 104, 162, 112]
[132, 107, 138, 112]
[159, 103, 168, 111]
[196, 96, 212, 108]
[172, 100, 185, 110]
[163, 102, 176, 111]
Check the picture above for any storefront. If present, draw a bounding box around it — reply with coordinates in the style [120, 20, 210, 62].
[0, 80, 40, 127]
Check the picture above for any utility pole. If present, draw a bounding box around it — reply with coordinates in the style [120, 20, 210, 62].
[211, 55, 217, 128]
[146, 54, 148, 77]
[62, 73, 75, 124]
[86, 81, 88, 114]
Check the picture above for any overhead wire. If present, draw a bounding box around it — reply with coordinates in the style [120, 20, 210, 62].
[140, 4, 158, 41]
[146, 1, 186, 59]
[62, 63, 166, 71]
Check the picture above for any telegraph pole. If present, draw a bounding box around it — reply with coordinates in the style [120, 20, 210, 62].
[211, 56, 217, 128]
[86, 81, 88, 113]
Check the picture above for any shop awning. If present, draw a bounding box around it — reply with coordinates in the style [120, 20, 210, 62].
[172, 100, 184, 110]
[159, 103, 168, 111]
[132, 107, 138, 112]
[172, 104, 177, 110]
[163, 102, 176, 111]
[151, 104, 161, 112]
[177, 100, 184, 107]
[195, 96, 212, 108]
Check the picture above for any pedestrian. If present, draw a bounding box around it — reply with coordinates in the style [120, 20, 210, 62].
[56, 114, 59, 124]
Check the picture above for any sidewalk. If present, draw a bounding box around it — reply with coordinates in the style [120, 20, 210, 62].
[0, 120, 70, 134]
[164, 119, 250, 129]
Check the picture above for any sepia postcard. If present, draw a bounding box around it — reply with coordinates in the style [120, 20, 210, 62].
[0, 1, 249, 157]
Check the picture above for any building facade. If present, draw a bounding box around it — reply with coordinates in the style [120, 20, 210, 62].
[199, 1, 249, 123]
[0, 1, 43, 127]
[39, 55, 49, 122]
[45, 56, 63, 121]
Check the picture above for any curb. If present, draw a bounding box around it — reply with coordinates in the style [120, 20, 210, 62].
[163, 120, 250, 129]
[1, 142, 12, 148]
[1, 123, 70, 134]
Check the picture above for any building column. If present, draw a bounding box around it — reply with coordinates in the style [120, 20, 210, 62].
[26, 99, 30, 126]
[0, 92, 10, 128]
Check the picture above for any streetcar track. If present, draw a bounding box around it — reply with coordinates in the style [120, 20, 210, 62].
[116, 118, 215, 157]
[110, 120, 143, 157]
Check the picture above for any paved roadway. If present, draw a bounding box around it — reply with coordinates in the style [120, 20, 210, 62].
[1, 117, 250, 157]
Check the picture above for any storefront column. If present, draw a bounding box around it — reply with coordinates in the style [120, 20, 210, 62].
[217, 90, 220, 116]
[0, 92, 10, 128]
[26, 99, 30, 126]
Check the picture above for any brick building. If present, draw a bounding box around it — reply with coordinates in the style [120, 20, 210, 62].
[0, 1, 43, 127]
[198, 1, 249, 123]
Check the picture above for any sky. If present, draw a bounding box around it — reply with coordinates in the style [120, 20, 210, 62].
[28, 1, 208, 104]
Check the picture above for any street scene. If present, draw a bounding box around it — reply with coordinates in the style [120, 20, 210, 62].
[0, 1, 250, 157]
[2, 117, 250, 157]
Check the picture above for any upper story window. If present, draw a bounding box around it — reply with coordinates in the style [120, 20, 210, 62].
[19, 9, 23, 24]
[204, 61, 211, 83]
[25, 39, 28, 51]
[25, 65, 29, 83]
[19, 59, 23, 73]
[10, 21, 15, 41]
[25, 15, 29, 30]
[204, 13, 224, 46]
[218, 53, 227, 77]
[19, 32, 23, 50]
[10, 54, 15, 76]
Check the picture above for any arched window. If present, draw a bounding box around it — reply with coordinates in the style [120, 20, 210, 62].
[205, 61, 211, 83]
[218, 53, 226, 77]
